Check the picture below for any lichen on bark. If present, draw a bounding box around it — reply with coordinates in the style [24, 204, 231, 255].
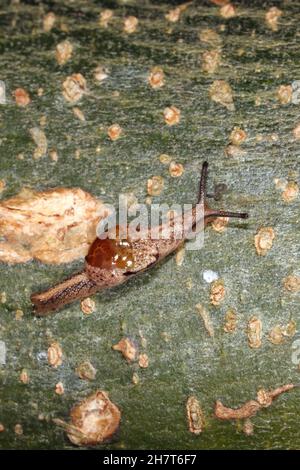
[0, 0, 299, 450]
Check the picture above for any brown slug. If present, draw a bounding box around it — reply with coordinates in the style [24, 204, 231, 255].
[31, 162, 248, 315]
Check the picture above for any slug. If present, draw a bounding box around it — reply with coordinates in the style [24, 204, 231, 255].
[31, 162, 248, 315]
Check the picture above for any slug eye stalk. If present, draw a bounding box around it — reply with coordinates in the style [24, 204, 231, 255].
[198, 161, 248, 220]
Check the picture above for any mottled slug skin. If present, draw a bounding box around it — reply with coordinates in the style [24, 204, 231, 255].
[32, 207, 203, 315]
[31, 161, 248, 315]
[31, 207, 221, 314]
[31, 272, 98, 316]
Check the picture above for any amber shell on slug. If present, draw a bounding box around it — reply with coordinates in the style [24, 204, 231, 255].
[85, 225, 135, 271]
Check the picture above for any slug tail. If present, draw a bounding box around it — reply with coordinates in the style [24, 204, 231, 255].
[31, 271, 98, 316]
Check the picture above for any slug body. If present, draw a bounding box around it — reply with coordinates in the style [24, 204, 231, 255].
[31, 162, 248, 315]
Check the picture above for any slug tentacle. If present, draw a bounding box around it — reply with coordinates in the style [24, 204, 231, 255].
[198, 160, 208, 203]
[205, 209, 249, 220]
[31, 271, 98, 316]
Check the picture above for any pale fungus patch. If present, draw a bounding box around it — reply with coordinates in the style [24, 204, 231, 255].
[209, 80, 234, 111]
[19, 369, 29, 384]
[255, 96, 262, 106]
[256, 389, 272, 407]
[15, 309, 24, 321]
[224, 308, 237, 333]
[74, 149, 81, 160]
[229, 127, 247, 146]
[186, 396, 205, 435]
[169, 161, 184, 177]
[215, 384, 296, 421]
[29, 127, 47, 159]
[80, 297, 95, 315]
[49, 149, 58, 162]
[112, 337, 137, 362]
[148, 67, 165, 89]
[56, 40, 73, 65]
[138, 353, 149, 368]
[254, 227, 275, 256]
[268, 321, 296, 345]
[256, 133, 279, 143]
[99, 9, 113, 28]
[268, 325, 284, 345]
[39, 115, 47, 127]
[0, 424, 5, 432]
[62, 74, 87, 103]
[161, 331, 171, 342]
[94, 65, 109, 82]
[210, 279, 225, 306]
[243, 419, 254, 436]
[196, 303, 214, 337]
[107, 124, 122, 141]
[132, 372, 139, 385]
[220, 3, 236, 19]
[225, 144, 246, 159]
[13, 88, 31, 106]
[199, 28, 222, 46]
[265, 6, 282, 31]
[124, 16, 138, 34]
[14, 424, 23, 436]
[0, 187, 108, 264]
[211, 216, 229, 233]
[281, 182, 299, 203]
[274, 177, 299, 204]
[285, 320, 297, 337]
[54, 391, 121, 446]
[139, 331, 147, 349]
[293, 123, 300, 140]
[163, 106, 181, 126]
[43, 12, 56, 32]
[165, 7, 181, 22]
[277, 84, 292, 105]
[202, 50, 221, 74]
[76, 361, 97, 381]
[215, 399, 260, 420]
[283, 275, 300, 293]
[273, 177, 287, 191]
[247, 316, 262, 349]
[55, 382, 65, 395]
[159, 153, 172, 164]
[165, 2, 192, 23]
[47, 342, 63, 368]
[147, 176, 164, 196]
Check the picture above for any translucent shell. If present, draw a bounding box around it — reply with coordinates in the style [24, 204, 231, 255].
[86, 226, 134, 271]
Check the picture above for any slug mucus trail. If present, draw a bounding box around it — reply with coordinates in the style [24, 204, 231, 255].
[31, 162, 248, 315]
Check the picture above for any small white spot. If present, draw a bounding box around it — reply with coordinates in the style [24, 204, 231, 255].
[0, 81, 6, 104]
[0, 341, 6, 365]
[203, 270, 219, 283]
[36, 351, 47, 362]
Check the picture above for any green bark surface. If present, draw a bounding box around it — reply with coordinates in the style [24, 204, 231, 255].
[0, 0, 299, 449]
